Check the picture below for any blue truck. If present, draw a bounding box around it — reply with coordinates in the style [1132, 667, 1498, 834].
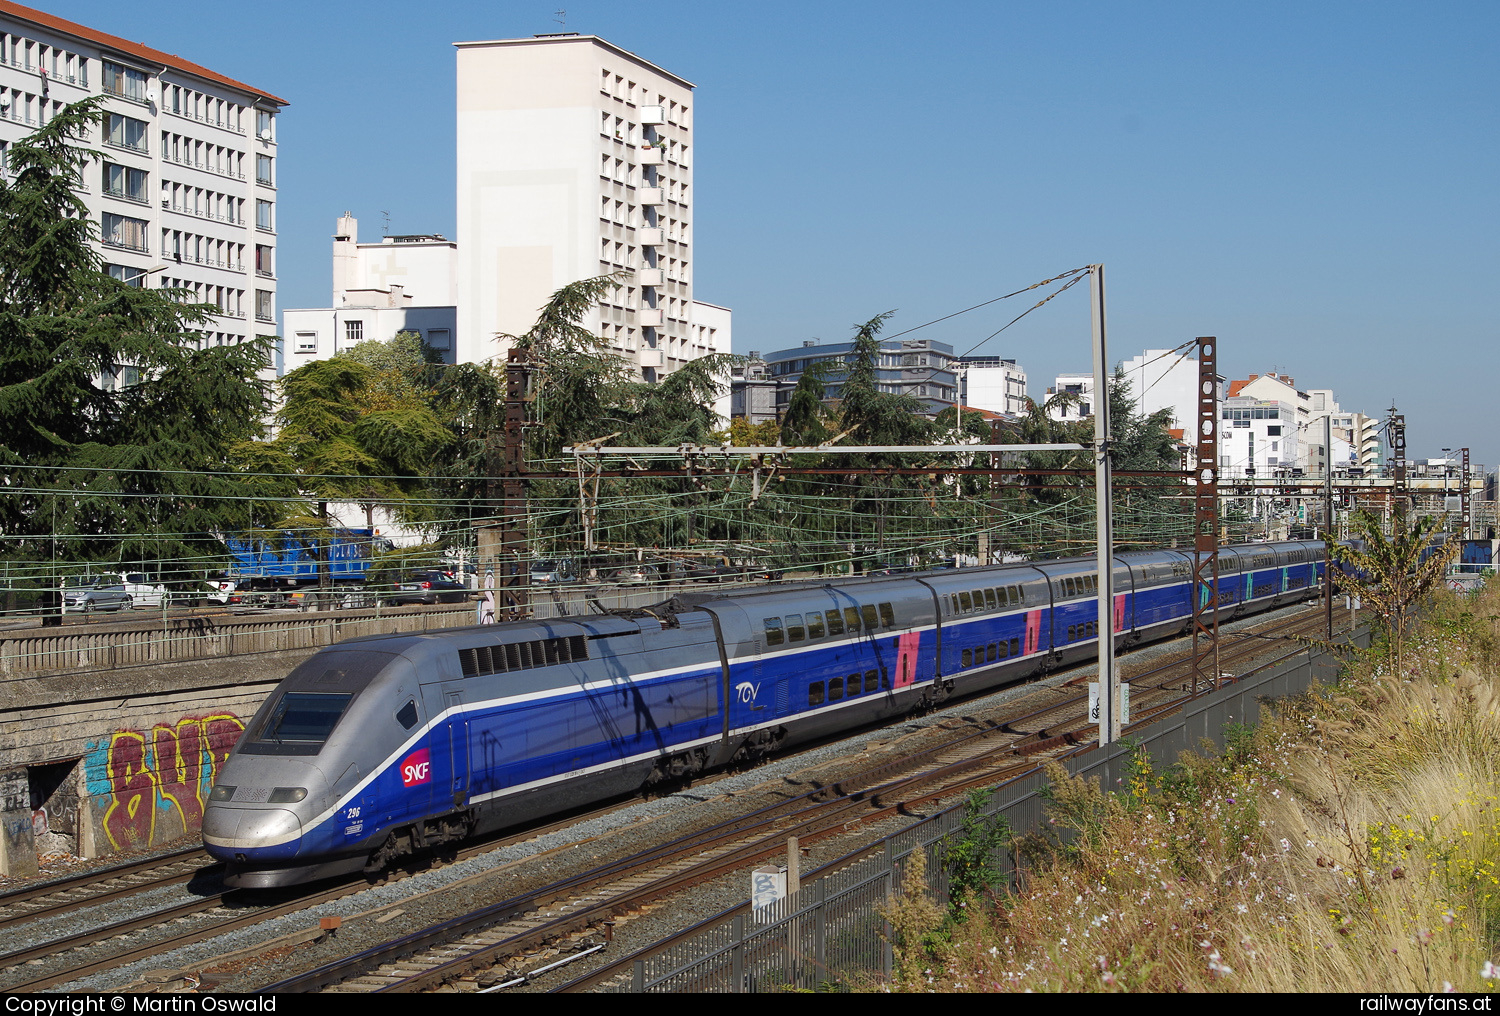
[225, 529, 389, 589]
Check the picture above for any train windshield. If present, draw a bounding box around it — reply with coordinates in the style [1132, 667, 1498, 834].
[244, 692, 353, 755]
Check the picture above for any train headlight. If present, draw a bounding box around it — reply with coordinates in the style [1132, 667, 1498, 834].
[209, 785, 235, 802]
[268, 787, 308, 804]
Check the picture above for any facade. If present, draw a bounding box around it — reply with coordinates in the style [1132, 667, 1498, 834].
[281, 214, 457, 371]
[761, 338, 959, 418]
[454, 33, 726, 378]
[958, 357, 1027, 417]
[727, 353, 777, 425]
[1046, 372, 1095, 420]
[1119, 348, 1200, 428]
[0, 1, 287, 381]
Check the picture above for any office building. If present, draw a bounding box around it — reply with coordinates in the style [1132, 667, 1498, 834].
[0, 1, 287, 380]
[454, 33, 727, 378]
[761, 338, 959, 417]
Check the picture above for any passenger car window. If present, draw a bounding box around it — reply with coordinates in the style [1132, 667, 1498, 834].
[826, 610, 844, 636]
[844, 606, 862, 632]
[879, 602, 895, 627]
[764, 618, 784, 646]
[806, 613, 825, 639]
[786, 614, 805, 642]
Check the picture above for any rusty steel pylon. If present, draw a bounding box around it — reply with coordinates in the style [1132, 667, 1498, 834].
[1190, 336, 1220, 696]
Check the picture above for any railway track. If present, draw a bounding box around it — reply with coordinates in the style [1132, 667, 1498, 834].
[0, 800, 635, 993]
[0, 847, 210, 932]
[256, 605, 1347, 994]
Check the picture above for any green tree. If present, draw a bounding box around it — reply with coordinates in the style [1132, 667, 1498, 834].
[0, 99, 275, 596]
[1330, 508, 1459, 659]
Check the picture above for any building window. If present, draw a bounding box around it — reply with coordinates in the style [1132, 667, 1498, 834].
[101, 213, 148, 252]
[105, 263, 144, 287]
[255, 244, 273, 277]
[103, 162, 148, 203]
[102, 61, 148, 103]
[294, 331, 317, 353]
[255, 289, 274, 322]
[256, 109, 273, 139]
[255, 154, 273, 186]
[105, 113, 148, 152]
[345, 320, 363, 346]
[426, 328, 451, 351]
[256, 200, 273, 231]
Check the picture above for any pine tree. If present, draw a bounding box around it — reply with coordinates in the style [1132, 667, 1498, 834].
[0, 99, 275, 598]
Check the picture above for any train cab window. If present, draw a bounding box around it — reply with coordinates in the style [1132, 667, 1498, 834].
[829, 677, 844, 701]
[806, 612, 825, 639]
[245, 692, 353, 756]
[825, 610, 844, 636]
[962, 648, 973, 667]
[844, 606, 862, 632]
[984, 588, 997, 610]
[809, 682, 825, 706]
[865, 669, 881, 693]
[396, 700, 418, 730]
[764, 618, 784, 646]
[959, 591, 973, 612]
[879, 602, 895, 627]
[861, 604, 879, 629]
[786, 614, 805, 642]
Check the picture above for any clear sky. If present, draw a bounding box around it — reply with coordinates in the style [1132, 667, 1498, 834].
[48, 0, 1500, 468]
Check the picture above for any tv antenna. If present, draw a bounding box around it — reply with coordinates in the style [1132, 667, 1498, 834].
[554, 9, 566, 27]
[381, 209, 391, 236]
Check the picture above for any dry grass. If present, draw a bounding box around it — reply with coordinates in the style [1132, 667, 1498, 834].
[877, 580, 1500, 992]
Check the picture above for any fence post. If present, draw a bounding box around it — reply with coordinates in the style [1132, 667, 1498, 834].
[814, 876, 827, 988]
[731, 913, 745, 993]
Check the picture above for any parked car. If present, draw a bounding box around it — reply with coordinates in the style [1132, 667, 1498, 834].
[62, 580, 132, 612]
[200, 579, 240, 605]
[609, 563, 659, 586]
[530, 559, 578, 585]
[385, 570, 472, 605]
[118, 572, 167, 608]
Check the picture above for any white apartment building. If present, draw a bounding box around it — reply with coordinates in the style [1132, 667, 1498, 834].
[1119, 348, 1201, 429]
[454, 33, 727, 378]
[0, 1, 286, 381]
[281, 213, 458, 371]
[1047, 372, 1095, 420]
[959, 357, 1027, 417]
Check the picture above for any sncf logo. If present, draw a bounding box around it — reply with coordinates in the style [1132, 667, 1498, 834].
[400, 748, 431, 788]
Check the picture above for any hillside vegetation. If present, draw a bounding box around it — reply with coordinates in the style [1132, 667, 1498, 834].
[881, 578, 1500, 992]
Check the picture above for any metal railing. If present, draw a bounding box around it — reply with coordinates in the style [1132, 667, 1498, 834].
[0, 604, 475, 676]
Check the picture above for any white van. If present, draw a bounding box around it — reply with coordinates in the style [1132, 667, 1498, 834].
[117, 572, 168, 608]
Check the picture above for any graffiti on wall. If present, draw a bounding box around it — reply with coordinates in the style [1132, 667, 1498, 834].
[83, 713, 244, 850]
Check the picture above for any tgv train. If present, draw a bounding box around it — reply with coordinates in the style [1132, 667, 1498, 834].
[203, 540, 1325, 887]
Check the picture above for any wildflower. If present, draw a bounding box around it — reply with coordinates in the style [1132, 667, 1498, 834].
[1481, 961, 1498, 979]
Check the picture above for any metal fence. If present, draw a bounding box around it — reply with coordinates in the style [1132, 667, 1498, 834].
[0, 605, 478, 676]
[606, 630, 1371, 992]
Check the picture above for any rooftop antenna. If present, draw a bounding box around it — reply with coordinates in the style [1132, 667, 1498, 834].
[381, 210, 390, 236]
[554, 9, 566, 27]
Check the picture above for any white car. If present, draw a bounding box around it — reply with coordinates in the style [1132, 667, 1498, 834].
[118, 572, 167, 608]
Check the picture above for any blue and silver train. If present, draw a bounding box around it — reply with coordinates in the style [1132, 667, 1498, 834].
[203, 540, 1325, 887]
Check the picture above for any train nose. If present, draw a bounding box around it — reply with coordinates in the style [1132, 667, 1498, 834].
[203, 804, 304, 859]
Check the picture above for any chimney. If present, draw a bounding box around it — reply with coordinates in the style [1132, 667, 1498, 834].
[332, 213, 358, 307]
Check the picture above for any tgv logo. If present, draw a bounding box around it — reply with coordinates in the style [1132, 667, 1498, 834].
[401, 748, 431, 787]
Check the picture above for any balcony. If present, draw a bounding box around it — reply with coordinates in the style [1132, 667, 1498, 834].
[637, 227, 664, 246]
[636, 145, 663, 166]
[640, 104, 665, 125]
[636, 267, 664, 287]
[637, 186, 664, 206]
[638, 347, 664, 368]
[637, 307, 664, 327]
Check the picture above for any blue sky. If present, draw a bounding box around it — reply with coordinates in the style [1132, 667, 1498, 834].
[51, 0, 1500, 467]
